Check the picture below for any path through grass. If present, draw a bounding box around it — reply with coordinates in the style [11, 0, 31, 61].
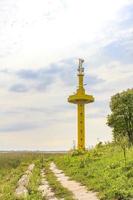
[54, 144, 133, 200]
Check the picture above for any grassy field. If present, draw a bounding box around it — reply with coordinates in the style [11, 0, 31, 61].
[0, 152, 42, 200]
[0, 152, 73, 200]
[54, 144, 133, 200]
[0, 143, 133, 200]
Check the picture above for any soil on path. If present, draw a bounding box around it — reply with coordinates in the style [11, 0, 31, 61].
[50, 162, 99, 200]
[38, 169, 58, 200]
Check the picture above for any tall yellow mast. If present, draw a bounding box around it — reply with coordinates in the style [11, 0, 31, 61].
[68, 59, 94, 150]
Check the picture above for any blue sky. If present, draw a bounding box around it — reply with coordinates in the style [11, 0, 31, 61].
[0, 0, 133, 150]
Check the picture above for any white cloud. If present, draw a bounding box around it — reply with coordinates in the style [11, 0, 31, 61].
[0, 0, 133, 150]
[0, 0, 132, 69]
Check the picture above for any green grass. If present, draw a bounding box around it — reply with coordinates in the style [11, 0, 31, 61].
[54, 144, 133, 200]
[1, 145, 133, 200]
[0, 153, 43, 200]
[27, 159, 43, 200]
[0, 153, 73, 200]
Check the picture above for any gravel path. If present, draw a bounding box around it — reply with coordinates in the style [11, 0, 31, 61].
[38, 169, 58, 200]
[50, 162, 99, 200]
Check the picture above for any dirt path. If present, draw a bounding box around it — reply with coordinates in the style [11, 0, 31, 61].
[50, 162, 99, 200]
[38, 169, 58, 200]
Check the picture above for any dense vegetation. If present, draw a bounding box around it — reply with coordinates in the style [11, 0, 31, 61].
[54, 143, 133, 200]
[107, 88, 133, 144]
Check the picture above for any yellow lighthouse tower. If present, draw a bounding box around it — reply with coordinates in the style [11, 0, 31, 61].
[68, 59, 94, 150]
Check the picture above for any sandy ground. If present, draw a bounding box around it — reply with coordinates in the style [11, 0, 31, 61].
[38, 169, 58, 200]
[50, 162, 99, 200]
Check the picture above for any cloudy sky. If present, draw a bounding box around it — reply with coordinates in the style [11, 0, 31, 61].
[0, 0, 133, 150]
